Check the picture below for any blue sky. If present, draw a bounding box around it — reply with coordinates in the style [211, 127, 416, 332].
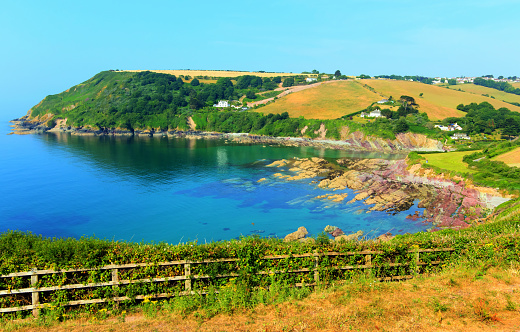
[1, 0, 519, 119]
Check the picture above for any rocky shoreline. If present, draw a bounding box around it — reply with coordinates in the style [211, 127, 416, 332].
[266, 157, 510, 230]
[9, 116, 444, 153]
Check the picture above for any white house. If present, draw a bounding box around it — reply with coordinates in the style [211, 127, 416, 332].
[451, 133, 470, 140]
[360, 109, 383, 118]
[306, 77, 317, 83]
[434, 123, 462, 131]
[377, 99, 389, 104]
[369, 109, 382, 118]
[213, 100, 229, 108]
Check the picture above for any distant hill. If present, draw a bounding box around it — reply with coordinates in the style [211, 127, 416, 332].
[444, 83, 520, 106]
[258, 79, 520, 121]
[360, 79, 520, 121]
[125, 69, 309, 78]
[259, 80, 380, 120]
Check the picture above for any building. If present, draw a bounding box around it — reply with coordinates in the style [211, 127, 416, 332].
[305, 77, 317, 83]
[213, 100, 229, 108]
[451, 133, 470, 140]
[377, 99, 389, 104]
[434, 123, 462, 131]
[369, 109, 382, 117]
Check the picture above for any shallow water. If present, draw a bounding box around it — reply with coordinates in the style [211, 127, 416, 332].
[0, 125, 430, 244]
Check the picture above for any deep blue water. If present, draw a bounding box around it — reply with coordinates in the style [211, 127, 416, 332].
[0, 122, 430, 244]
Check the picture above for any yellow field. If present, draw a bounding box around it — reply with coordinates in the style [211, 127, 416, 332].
[259, 80, 380, 119]
[423, 151, 478, 174]
[125, 69, 310, 78]
[360, 79, 520, 120]
[455, 84, 520, 104]
[492, 147, 520, 167]
[512, 82, 520, 89]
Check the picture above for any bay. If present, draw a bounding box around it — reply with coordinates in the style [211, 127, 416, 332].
[0, 122, 430, 244]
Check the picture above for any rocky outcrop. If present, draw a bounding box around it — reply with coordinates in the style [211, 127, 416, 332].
[284, 226, 309, 242]
[268, 156, 509, 230]
[335, 230, 363, 242]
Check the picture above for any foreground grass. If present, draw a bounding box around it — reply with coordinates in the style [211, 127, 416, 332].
[422, 151, 479, 174]
[4, 261, 520, 331]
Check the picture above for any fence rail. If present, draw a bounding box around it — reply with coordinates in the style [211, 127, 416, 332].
[0, 248, 454, 316]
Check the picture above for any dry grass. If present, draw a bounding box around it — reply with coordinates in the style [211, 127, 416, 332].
[361, 80, 520, 120]
[512, 82, 520, 89]
[259, 80, 380, 119]
[125, 70, 308, 78]
[455, 84, 520, 105]
[7, 264, 520, 332]
[492, 147, 520, 168]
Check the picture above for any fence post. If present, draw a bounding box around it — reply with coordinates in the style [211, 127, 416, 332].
[364, 254, 372, 277]
[30, 269, 39, 318]
[415, 250, 420, 275]
[313, 252, 320, 285]
[112, 268, 119, 307]
[184, 261, 192, 293]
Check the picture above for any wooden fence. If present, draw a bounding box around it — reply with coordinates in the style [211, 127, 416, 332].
[0, 248, 454, 317]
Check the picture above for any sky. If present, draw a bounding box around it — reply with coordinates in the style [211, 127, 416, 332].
[1, 0, 520, 119]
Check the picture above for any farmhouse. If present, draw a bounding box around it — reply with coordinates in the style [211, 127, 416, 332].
[451, 133, 470, 140]
[434, 123, 462, 131]
[213, 100, 229, 108]
[377, 99, 389, 104]
[360, 110, 382, 118]
[305, 77, 317, 83]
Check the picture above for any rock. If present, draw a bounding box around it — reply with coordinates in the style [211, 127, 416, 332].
[284, 226, 309, 242]
[257, 178, 267, 183]
[299, 237, 315, 244]
[331, 228, 344, 237]
[376, 232, 395, 242]
[335, 230, 363, 242]
[324, 225, 337, 233]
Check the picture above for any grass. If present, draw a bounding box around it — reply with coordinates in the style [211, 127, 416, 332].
[125, 69, 307, 78]
[454, 83, 520, 105]
[360, 79, 520, 120]
[4, 263, 520, 331]
[422, 150, 479, 174]
[259, 80, 381, 119]
[492, 147, 520, 167]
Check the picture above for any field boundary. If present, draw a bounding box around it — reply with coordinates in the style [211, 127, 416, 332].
[0, 248, 453, 316]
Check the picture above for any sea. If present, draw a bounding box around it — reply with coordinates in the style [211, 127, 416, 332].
[0, 119, 431, 244]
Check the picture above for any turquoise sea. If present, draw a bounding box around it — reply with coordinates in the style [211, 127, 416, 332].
[0, 120, 430, 244]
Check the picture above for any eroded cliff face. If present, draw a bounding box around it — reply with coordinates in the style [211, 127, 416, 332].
[342, 131, 444, 152]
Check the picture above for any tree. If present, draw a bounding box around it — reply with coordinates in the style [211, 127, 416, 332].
[190, 78, 200, 86]
[394, 119, 409, 133]
[282, 77, 294, 87]
[335, 70, 342, 77]
[312, 69, 319, 74]
[246, 90, 256, 99]
[448, 79, 457, 85]
[272, 76, 282, 83]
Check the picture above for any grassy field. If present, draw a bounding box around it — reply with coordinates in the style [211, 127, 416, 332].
[259, 80, 380, 119]
[125, 69, 309, 78]
[360, 79, 520, 120]
[422, 151, 478, 174]
[512, 82, 520, 89]
[492, 146, 520, 167]
[455, 83, 520, 105]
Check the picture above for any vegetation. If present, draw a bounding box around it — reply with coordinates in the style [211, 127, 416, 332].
[453, 102, 520, 137]
[474, 77, 520, 96]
